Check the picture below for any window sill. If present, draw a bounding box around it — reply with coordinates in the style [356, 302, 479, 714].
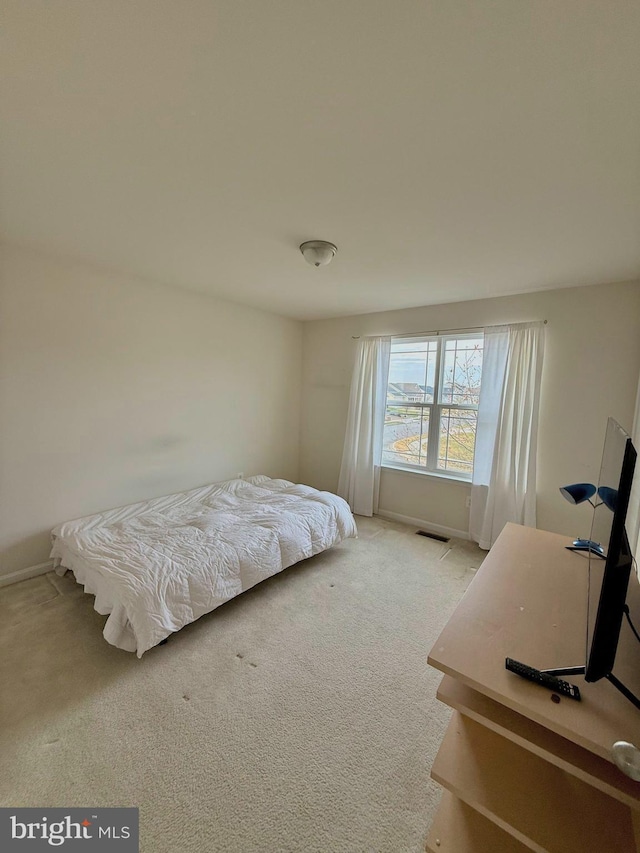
[381, 463, 471, 485]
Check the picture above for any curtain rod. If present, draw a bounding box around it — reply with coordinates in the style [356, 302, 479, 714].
[351, 319, 547, 340]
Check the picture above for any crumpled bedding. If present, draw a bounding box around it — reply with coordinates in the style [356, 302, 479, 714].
[50, 476, 357, 656]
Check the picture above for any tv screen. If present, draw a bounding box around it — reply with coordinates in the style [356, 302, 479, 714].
[585, 418, 637, 683]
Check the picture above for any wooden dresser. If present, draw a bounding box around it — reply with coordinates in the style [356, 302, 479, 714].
[427, 522, 640, 852]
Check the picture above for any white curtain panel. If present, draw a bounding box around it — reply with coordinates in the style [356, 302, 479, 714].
[337, 336, 391, 516]
[470, 321, 546, 550]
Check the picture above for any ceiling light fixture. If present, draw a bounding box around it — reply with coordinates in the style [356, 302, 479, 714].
[299, 240, 338, 267]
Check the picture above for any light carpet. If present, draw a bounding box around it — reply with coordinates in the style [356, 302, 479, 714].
[0, 516, 485, 852]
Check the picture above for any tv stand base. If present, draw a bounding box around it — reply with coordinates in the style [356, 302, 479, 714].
[541, 665, 640, 711]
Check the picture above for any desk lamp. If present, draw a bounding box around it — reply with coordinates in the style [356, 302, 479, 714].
[559, 482, 605, 555]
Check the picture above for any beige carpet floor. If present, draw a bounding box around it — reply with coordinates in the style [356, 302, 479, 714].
[0, 516, 485, 852]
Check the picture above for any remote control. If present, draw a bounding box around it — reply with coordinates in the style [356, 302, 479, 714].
[505, 658, 581, 701]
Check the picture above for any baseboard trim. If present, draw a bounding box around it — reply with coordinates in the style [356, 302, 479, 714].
[375, 510, 470, 541]
[0, 560, 54, 588]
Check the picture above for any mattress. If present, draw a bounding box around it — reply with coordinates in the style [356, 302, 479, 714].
[50, 476, 357, 656]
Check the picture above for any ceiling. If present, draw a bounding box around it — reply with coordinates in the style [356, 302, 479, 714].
[3, 1, 640, 321]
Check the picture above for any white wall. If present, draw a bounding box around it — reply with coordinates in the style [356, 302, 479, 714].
[300, 281, 640, 539]
[0, 246, 302, 578]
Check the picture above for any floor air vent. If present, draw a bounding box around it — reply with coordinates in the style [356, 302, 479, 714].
[416, 530, 450, 543]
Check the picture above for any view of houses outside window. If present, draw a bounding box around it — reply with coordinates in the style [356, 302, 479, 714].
[382, 334, 484, 477]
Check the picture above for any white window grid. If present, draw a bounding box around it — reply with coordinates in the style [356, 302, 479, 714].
[383, 332, 483, 478]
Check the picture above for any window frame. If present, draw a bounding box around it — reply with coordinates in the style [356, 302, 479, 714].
[382, 332, 484, 481]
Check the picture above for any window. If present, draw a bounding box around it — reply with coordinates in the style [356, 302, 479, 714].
[382, 333, 484, 478]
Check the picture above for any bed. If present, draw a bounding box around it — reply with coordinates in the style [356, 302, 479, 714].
[50, 476, 357, 657]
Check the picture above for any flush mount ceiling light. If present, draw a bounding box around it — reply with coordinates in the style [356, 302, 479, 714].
[299, 240, 338, 267]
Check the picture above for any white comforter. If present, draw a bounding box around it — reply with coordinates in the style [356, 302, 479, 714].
[50, 476, 357, 657]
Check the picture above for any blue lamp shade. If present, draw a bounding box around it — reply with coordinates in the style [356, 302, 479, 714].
[559, 483, 597, 505]
[598, 486, 618, 512]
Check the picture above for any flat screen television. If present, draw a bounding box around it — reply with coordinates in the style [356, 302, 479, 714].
[585, 418, 637, 691]
[547, 417, 639, 709]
